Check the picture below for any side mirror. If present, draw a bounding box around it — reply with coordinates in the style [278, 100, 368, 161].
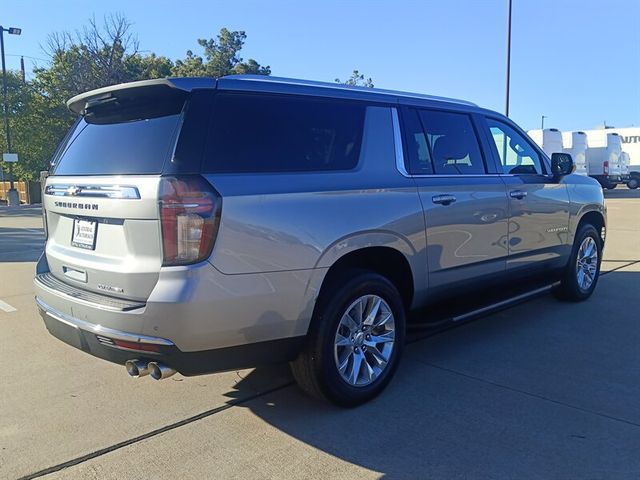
[551, 152, 575, 178]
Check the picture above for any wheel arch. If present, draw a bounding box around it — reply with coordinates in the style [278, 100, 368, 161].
[316, 246, 415, 311]
[576, 209, 606, 246]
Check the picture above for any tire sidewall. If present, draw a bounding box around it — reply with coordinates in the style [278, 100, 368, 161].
[567, 225, 602, 300]
[628, 179, 638, 189]
[312, 273, 406, 406]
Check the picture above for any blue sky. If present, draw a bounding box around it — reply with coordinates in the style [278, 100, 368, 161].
[2, 0, 638, 131]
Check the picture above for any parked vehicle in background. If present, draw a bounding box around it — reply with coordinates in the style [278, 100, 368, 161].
[586, 133, 623, 189]
[627, 165, 640, 189]
[620, 152, 631, 186]
[528, 128, 589, 176]
[563, 131, 588, 176]
[34, 76, 606, 406]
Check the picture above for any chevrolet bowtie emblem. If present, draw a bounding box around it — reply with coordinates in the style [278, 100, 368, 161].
[66, 186, 82, 196]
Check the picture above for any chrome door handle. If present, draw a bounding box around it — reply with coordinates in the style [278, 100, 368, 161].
[509, 190, 527, 199]
[432, 194, 457, 206]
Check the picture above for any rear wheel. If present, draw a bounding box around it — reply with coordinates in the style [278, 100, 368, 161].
[627, 178, 639, 190]
[291, 271, 406, 407]
[553, 224, 602, 301]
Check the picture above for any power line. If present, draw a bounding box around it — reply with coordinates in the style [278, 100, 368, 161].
[5, 53, 49, 62]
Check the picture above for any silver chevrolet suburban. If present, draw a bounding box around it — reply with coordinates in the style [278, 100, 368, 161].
[35, 75, 606, 406]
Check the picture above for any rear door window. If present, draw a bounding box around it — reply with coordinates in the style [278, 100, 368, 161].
[417, 110, 486, 175]
[203, 94, 365, 173]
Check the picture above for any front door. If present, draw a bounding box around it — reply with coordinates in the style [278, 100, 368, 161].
[483, 117, 571, 271]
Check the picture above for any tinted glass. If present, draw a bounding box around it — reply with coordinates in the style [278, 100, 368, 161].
[53, 115, 181, 175]
[402, 109, 433, 174]
[417, 110, 485, 175]
[486, 118, 544, 175]
[203, 94, 365, 173]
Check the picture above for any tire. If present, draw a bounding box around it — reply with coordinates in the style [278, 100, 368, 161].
[553, 224, 602, 302]
[291, 270, 406, 407]
[606, 183, 617, 190]
[627, 178, 639, 190]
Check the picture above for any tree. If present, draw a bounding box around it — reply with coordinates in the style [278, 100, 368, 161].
[172, 28, 270, 78]
[4, 14, 175, 180]
[1, 17, 272, 181]
[37, 14, 173, 102]
[335, 70, 374, 88]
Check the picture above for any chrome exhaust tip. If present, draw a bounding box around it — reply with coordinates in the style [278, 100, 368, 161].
[125, 359, 150, 378]
[148, 361, 177, 380]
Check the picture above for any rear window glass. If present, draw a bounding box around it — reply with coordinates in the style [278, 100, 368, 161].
[203, 94, 365, 173]
[52, 114, 181, 175]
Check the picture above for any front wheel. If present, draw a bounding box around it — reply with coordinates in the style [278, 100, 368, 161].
[627, 178, 639, 190]
[553, 224, 602, 301]
[291, 271, 406, 407]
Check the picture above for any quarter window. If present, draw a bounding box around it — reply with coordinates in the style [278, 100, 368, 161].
[417, 110, 486, 175]
[203, 94, 365, 173]
[486, 118, 544, 175]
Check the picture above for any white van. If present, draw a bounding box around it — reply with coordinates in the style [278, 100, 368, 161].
[563, 131, 588, 176]
[586, 133, 623, 189]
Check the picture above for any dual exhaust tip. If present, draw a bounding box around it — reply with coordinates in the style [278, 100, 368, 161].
[125, 359, 176, 380]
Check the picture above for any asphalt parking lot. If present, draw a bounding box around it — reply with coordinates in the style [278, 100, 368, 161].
[1, 189, 639, 480]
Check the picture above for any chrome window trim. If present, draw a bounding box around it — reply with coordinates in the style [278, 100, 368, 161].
[392, 107, 514, 179]
[35, 297, 175, 346]
[391, 108, 410, 178]
[45, 184, 141, 199]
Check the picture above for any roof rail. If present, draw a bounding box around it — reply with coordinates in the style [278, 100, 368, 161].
[219, 74, 477, 107]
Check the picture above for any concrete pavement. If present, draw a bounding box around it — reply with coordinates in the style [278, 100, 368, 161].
[1, 190, 639, 479]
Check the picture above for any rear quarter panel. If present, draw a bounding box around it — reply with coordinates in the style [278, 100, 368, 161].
[204, 106, 428, 306]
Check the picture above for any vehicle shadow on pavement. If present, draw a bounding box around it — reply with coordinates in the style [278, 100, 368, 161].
[229, 270, 640, 478]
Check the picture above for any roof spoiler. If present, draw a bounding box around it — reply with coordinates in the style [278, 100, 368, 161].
[66, 77, 216, 115]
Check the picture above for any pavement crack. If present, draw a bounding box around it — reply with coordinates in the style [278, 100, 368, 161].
[18, 381, 295, 480]
[412, 357, 640, 430]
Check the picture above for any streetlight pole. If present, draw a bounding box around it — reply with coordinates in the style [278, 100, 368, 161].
[505, 0, 512, 117]
[541, 115, 547, 130]
[0, 25, 21, 205]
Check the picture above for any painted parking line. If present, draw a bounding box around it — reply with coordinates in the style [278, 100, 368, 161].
[0, 300, 17, 313]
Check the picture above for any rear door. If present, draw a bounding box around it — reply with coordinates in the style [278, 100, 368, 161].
[400, 107, 509, 291]
[482, 116, 571, 271]
[43, 89, 189, 301]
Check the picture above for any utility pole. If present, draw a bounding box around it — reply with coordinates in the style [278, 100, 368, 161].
[20, 56, 25, 83]
[505, 0, 512, 117]
[541, 115, 547, 130]
[0, 24, 21, 206]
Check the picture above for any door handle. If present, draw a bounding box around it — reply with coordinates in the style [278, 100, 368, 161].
[432, 194, 457, 206]
[509, 190, 527, 200]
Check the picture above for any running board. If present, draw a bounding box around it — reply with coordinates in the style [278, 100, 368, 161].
[408, 280, 560, 332]
[451, 284, 554, 322]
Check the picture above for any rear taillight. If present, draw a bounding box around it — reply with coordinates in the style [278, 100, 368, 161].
[159, 176, 222, 266]
[603, 160, 609, 176]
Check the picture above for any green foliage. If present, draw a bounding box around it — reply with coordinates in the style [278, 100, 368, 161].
[0, 15, 359, 182]
[335, 70, 374, 88]
[1, 17, 276, 181]
[172, 28, 270, 77]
